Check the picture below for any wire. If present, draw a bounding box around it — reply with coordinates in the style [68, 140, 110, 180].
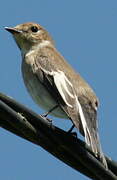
[0, 93, 117, 180]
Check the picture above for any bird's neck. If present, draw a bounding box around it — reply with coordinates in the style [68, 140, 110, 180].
[21, 40, 52, 58]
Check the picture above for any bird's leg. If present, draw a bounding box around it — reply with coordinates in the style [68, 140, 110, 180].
[43, 104, 59, 117]
[41, 105, 59, 123]
[67, 124, 75, 133]
[67, 124, 77, 137]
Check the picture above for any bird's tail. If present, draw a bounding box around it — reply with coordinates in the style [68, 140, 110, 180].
[85, 126, 108, 169]
[76, 99, 108, 169]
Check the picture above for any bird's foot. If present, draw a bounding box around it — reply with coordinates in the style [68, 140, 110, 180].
[41, 114, 52, 123]
[68, 131, 77, 138]
[67, 125, 77, 138]
[67, 124, 75, 133]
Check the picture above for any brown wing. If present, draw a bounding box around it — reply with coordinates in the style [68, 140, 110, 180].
[33, 60, 80, 127]
[32, 57, 91, 141]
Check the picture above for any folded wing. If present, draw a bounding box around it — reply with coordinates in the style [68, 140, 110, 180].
[32, 57, 107, 168]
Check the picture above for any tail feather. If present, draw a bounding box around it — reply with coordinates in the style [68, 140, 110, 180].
[85, 124, 108, 169]
[76, 99, 108, 169]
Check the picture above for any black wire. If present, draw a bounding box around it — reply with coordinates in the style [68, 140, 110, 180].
[0, 93, 117, 180]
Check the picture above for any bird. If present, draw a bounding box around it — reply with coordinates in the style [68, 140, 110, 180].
[5, 22, 107, 168]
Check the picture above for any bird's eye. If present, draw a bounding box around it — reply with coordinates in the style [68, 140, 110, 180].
[31, 26, 39, 32]
[95, 100, 98, 107]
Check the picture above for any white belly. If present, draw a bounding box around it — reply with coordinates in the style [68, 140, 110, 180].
[22, 61, 68, 119]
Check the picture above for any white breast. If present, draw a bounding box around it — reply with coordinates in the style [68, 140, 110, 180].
[21, 59, 68, 119]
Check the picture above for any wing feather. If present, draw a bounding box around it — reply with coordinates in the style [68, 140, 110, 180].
[31, 52, 107, 168]
[53, 70, 75, 107]
[34, 61, 89, 138]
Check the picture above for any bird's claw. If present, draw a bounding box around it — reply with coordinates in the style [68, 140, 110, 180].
[41, 114, 52, 123]
[67, 130, 77, 138]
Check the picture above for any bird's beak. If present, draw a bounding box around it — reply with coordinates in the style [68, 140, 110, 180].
[5, 27, 22, 34]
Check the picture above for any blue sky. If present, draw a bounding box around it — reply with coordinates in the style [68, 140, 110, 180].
[0, 1, 117, 180]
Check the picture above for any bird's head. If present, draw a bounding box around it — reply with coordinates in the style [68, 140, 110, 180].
[5, 22, 54, 53]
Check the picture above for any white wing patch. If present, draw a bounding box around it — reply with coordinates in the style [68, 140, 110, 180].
[53, 71, 74, 107]
[47, 70, 99, 156]
[76, 97, 90, 146]
[45, 70, 91, 147]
